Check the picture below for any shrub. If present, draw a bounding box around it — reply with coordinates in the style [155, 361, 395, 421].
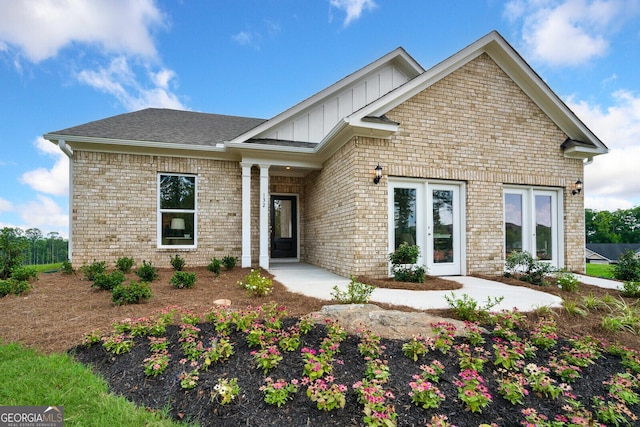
[444, 292, 504, 322]
[392, 265, 426, 283]
[389, 242, 420, 265]
[222, 255, 237, 270]
[619, 280, 640, 298]
[389, 243, 426, 283]
[170, 271, 197, 289]
[135, 260, 159, 282]
[10, 266, 38, 282]
[111, 281, 153, 305]
[238, 269, 272, 297]
[556, 270, 580, 293]
[207, 257, 222, 276]
[170, 254, 185, 271]
[60, 260, 75, 275]
[80, 260, 107, 281]
[115, 257, 134, 273]
[504, 251, 554, 286]
[331, 276, 375, 304]
[0, 278, 32, 297]
[0, 227, 28, 280]
[92, 270, 126, 291]
[613, 250, 640, 282]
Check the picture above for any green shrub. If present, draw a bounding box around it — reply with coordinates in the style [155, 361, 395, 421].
[135, 260, 159, 282]
[331, 276, 375, 304]
[60, 260, 75, 275]
[10, 266, 38, 282]
[556, 270, 580, 293]
[0, 278, 32, 297]
[389, 242, 420, 265]
[222, 255, 237, 270]
[392, 265, 426, 283]
[504, 251, 554, 286]
[111, 281, 153, 305]
[170, 271, 197, 289]
[207, 257, 222, 276]
[619, 281, 640, 298]
[444, 292, 504, 322]
[613, 250, 640, 282]
[0, 227, 28, 280]
[237, 269, 272, 297]
[170, 254, 185, 271]
[92, 271, 126, 291]
[115, 257, 135, 273]
[80, 260, 107, 281]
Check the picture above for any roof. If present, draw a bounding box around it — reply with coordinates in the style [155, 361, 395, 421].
[46, 108, 266, 146]
[586, 243, 640, 262]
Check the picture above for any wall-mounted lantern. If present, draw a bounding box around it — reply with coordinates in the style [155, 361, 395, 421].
[373, 163, 382, 184]
[572, 180, 583, 196]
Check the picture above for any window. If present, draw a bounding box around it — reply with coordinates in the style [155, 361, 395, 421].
[158, 174, 196, 247]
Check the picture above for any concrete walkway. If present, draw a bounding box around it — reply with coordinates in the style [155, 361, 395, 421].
[268, 263, 585, 312]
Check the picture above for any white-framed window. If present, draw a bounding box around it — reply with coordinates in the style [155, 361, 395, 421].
[158, 173, 197, 248]
[503, 186, 562, 268]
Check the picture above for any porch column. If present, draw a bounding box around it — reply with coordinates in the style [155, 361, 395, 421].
[259, 164, 270, 269]
[241, 163, 252, 268]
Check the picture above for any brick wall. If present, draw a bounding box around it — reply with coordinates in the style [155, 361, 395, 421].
[71, 152, 244, 268]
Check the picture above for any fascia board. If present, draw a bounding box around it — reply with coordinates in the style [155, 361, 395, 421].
[562, 145, 607, 160]
[227, 48, 423, 145]
[44, 133, 228, 153]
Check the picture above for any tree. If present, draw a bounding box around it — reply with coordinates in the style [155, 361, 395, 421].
[585, 207, 640, 244]
[25, 228, 43, 264]
[0, 227, 28, 279]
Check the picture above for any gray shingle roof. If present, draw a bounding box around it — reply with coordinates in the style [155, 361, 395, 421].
[586, 243, 640, 262]
[47, 108, 267, 146]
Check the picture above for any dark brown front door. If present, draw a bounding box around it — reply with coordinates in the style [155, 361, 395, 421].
[270, 195, 297, 258]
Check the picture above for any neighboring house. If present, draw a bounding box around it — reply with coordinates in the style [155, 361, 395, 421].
[586, 244, 640, 264]
[44, 31, 608, 278]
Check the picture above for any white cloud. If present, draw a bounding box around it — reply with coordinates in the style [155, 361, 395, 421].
[0, 197, 13, 212]
[566, 90, 640, 207]
[232, 31, 259, 49]
[76, 57, 185, 111]
[329, 0, 377, 27]
[19, 137, 69, 196]
[504, 0, 638, 66]
[18, 195, 68, 230]
[585, 195, 635, 211]
[0, 0, 167, 63]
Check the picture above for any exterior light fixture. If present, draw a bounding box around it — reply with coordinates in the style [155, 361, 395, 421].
[373, 163, 382, 184]
[572, 180, 583, 196]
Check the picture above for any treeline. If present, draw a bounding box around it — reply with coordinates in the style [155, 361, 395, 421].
[586, 207, 640, 244]
[0, 227, 68, 266]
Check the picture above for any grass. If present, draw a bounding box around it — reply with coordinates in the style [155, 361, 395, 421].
[30, 262, 64, 273]
[585, 263, 614, 279]
[0, 341, 191, 427]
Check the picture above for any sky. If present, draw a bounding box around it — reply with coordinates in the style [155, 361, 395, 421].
[1, 0, 639, 239]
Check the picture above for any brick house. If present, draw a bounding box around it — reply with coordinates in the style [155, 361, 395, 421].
[44, 31, 607, 278]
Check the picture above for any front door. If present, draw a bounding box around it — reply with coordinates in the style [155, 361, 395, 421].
[270, 195, 297, 259]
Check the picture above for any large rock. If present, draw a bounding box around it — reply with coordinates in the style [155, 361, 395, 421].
[311, 304, 474, 340]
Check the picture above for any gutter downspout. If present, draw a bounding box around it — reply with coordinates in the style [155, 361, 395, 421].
[56, 139, 74, 263]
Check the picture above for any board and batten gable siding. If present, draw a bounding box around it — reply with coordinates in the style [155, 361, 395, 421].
[71, 151, 244, 267]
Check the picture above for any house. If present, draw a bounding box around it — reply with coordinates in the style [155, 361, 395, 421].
[586, 243, 640, 264]
[44, 31, 608, 278]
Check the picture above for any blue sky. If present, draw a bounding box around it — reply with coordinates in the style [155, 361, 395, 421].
[1, 0, 639, 238]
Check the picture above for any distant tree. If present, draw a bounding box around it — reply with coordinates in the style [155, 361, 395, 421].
[0, 227, 28, 279]
[585, 207, 640, 244]
[25, 228, 43, 264]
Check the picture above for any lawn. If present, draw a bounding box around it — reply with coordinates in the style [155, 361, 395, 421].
[586, 263, 615, 279]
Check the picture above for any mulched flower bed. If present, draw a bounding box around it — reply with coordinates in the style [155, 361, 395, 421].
[71, 307, 640, 427]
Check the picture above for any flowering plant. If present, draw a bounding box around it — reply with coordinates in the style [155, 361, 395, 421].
[201, 337, 234, 370]
[548, 356, 581, 383]
[493, 340, 526, 370]
[352, 379, 397, 427]
[178, 369, 199, 389]
[178, 324, 203, 361]
[358, 329, 385, 358]
[278, 327, 301, 352]
[260, 377, 299, 407]
[143, 351, 170, 377]
[102, 333, 134, 354]
[301, 347, 333, 380]
[426, 415, 457, 427]
[364, 357, 390, 382]
[408, 376, 445, 409]
[402, 335, 433, 361]
[238, 269, 273, 297]
[211, 377, 240, 405]
[523, 363, 563, 400]
[251, 345, 282, 374]
[455, 343, 488, 372]
[454, 369, 492, 413]
[530, 317, 558, 350]
[148, 336, 169, 352]
[463, 321, 486, 346]
[304, 376, 347, 411]
[604, 372, 640, 405]
[418, 360, 445, 382]
[496, 371, 529, 405]
[431, 321, 457, 354]
[82, 329, 103, 347]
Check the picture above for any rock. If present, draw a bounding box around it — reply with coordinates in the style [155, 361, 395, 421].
[213, 299, 231, 306]
[311, 304, 475, 340]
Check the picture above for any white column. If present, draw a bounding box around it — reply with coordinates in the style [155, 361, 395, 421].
[259, 164, 270, 269]
[241, 163, 252, 268]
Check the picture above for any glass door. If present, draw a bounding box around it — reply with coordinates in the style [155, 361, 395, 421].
[270, 195, 297, 258]
[427, 184, 461, 276]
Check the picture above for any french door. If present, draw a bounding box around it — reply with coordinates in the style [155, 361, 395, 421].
[270, 195, 298, 259]
[389, 180, 463, 276]
[504, 187, 561, 267]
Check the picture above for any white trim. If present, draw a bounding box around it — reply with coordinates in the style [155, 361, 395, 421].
[157, 173, 198, 249]
[241, 163, 252, 268]
[259, 165, 270, 269]
[269, 193, 300, 263]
